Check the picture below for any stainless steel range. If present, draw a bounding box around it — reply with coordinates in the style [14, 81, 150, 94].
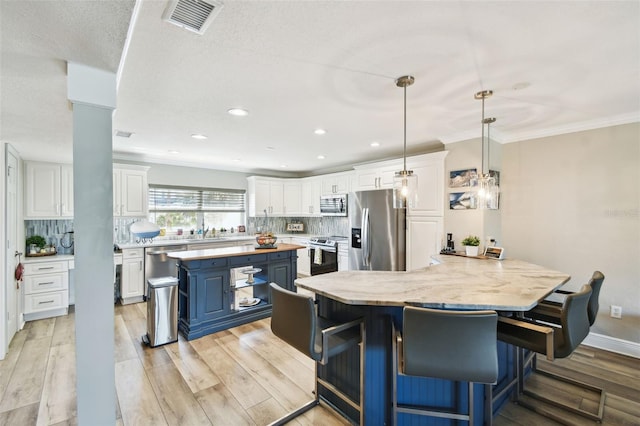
[308, 237, 339, 276]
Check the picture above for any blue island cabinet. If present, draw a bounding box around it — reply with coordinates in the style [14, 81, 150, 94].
[173, 246, 299, 340]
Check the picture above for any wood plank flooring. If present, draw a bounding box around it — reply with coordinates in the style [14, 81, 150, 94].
[0, 303, 638, 425]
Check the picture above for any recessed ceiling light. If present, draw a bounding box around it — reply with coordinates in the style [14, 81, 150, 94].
[233, 158, 241, 162]
[280, 164, 287, 168]
[228, 108, 249, 116]
[191, 133, 208, 140]
[168, 150, 180, 154]
[317, 155, 325, 160]
[314, 128, 327, 135]
[370, 142, 380, 147]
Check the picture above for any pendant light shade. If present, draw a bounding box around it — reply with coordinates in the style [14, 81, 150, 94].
[393, 75, 418, 209]
[474, 90, 499, 210]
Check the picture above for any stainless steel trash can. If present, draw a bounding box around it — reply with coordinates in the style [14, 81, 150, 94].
[143, 276, 178, 347]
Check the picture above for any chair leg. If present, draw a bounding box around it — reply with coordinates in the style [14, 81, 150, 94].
[268, 399, 320, 426]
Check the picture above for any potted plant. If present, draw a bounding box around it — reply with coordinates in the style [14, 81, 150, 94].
[461, 235, 480, 257]
[26, 235, 47, 255]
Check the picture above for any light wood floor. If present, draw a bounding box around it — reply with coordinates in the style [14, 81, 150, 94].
[0, 303, 638, 425]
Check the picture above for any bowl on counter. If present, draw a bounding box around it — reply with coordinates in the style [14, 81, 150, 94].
[130, 221, 160, 240]
[256, 234, 277, 248]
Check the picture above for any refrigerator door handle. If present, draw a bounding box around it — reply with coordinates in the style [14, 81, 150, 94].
[362, 207, 370, 266]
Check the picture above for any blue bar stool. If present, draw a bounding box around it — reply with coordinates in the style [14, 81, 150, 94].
[268, 283, 364, 425]
[393, 307, 499, 425]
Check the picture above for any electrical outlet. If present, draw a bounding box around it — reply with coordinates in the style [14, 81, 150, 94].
[610, 305, 622, 319]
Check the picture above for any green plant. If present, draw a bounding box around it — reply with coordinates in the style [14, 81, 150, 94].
[461, 235, 480, 246]
[26, 235, 47, 249]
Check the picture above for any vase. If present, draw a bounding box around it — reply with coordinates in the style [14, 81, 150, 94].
[465, 246, 479, 257]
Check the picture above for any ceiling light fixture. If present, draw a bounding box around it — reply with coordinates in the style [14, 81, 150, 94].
[474, 90, 499, 210]
[317, 155, 325, 160]
[370, 142, 380, 148]
[314, 128, 326, 135]
[191, 133, 208, 140]
[393, 75, 418, 209]
[228, 108, 249, 116]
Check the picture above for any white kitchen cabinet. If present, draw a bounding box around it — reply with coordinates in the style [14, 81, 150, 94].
[338, 241, 349, 271]
[247, 177, 285, 216]
[321, 171, 352, 195]
[24, 162, 74, 218]
[23, 259, 69, 320]
[283, 180, 302, 215]
[113, 165, 149, 217]
[291, 237, 310, 276]
[300, 177, 321, 215]
[406, 216, 443, 271]
[406, 152, 447, 217]
[120, 248, 145, 304]
[353, 161, 399, 191]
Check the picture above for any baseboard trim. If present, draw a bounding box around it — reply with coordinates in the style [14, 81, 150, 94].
[583, 332, 640, 359]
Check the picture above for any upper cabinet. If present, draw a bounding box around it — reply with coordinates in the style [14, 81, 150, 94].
[406, 152, 447, 217]
[24, 162, 74, 219]
[321, 171, 352, 195]
[353, 160, 401, 191]
[300, 177, 321, 215]
[282, 180, 302, 216]
[247, 177, 285, 216]
[113, 165, 149, 217]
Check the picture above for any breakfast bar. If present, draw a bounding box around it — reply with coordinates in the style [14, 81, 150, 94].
[295, 255, 571, 425]
[168, 243, 305, 340]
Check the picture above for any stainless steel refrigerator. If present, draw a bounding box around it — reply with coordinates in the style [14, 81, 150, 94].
[349, 189, 406, 271]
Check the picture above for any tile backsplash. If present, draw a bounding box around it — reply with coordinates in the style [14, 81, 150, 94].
[247, 216, 349, 237]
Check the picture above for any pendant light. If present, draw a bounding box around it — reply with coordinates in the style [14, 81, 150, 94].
[474, 90, 499, 210]
[393, 75, 418, 209]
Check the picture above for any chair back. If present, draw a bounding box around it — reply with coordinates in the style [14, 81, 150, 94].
[587, 271, 604, 326]
[557, 284, 592, 358]
[270, 283, 321, 361]
[402, 307, 498, 384]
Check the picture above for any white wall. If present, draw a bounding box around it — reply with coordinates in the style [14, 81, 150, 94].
[501, 123, 640, 343]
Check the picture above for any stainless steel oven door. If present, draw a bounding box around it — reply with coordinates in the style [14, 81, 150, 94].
[309, 244, 338, 276]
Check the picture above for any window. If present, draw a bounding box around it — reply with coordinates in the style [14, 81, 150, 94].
[148, 185, 246, 234]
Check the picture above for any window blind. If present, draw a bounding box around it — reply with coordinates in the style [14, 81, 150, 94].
[148, 185, 245, 212]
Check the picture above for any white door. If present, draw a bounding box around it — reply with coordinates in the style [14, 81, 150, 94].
[5, 148, 20, 353]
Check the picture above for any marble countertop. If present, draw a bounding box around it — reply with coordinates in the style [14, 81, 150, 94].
[22, 254, 75, 264]
[166, 243, 306, 261]
[295, 255, 571, 311]
[115, 235, 255, 250]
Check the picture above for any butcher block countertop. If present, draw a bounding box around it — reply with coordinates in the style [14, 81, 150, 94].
[295, 254, 570, 311]
[166, 243, 305, 261]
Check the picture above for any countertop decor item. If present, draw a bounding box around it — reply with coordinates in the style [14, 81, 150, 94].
[26, 235, 54, 256]
[256, 232, 277, 248]
[462, 235, 480, 257]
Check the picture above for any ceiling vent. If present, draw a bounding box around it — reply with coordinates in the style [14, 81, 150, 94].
[163, 0, 224, 35]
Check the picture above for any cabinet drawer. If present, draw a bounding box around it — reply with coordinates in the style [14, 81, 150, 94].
[268, 251, 290, 261]
[122, 248, 144, 259]
[229, 253, 267, 265]
[24, 261, 68, 275]
[24, 291, 68, 313]
[24, 273, 66, 294]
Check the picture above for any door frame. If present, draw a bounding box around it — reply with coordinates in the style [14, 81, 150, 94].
[2, 144, 22, 359]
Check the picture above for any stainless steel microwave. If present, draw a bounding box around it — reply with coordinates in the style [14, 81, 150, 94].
[320, 194, 348, 216]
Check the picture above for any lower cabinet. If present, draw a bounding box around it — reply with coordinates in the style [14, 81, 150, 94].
[338, 242, 349, 271]
[197, 270, 230, 321]
[406, 217, 443, 271]
[23, 260, 69, 320]
[120, 248, 145, 304]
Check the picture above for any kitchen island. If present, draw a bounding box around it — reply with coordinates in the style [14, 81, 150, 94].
[167, 243, 305, 340]
[295, 255, 570, 425]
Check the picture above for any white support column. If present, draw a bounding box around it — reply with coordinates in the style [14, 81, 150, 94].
[67, 62, 116, 425]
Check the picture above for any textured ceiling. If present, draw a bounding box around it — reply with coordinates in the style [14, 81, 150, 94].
[2, 1, 639, 175]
